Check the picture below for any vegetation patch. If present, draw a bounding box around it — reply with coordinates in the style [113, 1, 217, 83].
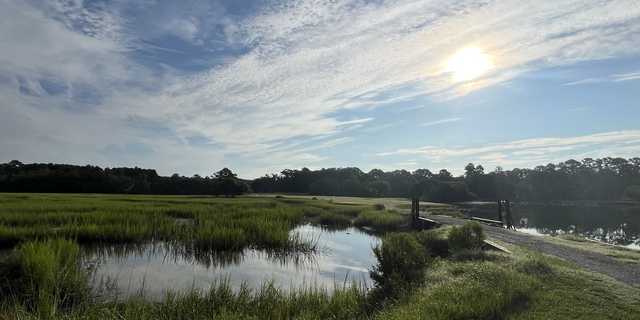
[1, 194, 639, 319]
[0, 239, 89, 318]
[354, 210, 407, 232]
[447, 222, 485, 253]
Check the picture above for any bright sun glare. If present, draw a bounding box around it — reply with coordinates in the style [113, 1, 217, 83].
[446, 47, 493, 82]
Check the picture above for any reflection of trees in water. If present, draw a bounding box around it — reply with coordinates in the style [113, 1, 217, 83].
[82, 241, 321, 270]
[460, 202, 640, 246]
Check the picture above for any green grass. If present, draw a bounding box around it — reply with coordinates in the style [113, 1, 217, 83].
[1, 194, 640, 319]
[546, 234, 640, 264]
[0, 193, 405, 252]
[354, 210, 408, 231]
[375, 244, 640, 320]
[2, 279, 368, 320]
[0, 239, 89, 319]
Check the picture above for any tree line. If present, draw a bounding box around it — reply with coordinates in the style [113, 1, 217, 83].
[0, 161, 248, 196]
[2, 157, 639, 202]
[251, 157, 640, 202]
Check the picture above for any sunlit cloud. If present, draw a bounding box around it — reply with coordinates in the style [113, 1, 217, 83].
[445, 47, 493, 82]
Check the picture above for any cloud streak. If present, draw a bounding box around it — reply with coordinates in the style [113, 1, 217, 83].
[421, 117, 462, 127]
[564, 70, 640, 86]
[377, 130, 640, 170]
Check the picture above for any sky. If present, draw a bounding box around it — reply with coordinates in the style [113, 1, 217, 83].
[1, 0, 639, 178]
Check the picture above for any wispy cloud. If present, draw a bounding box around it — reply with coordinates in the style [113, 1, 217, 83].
[564, 70, 640, 86]
[612, 71, 640, 82]
[421, 117, 462, 127]
[377, 130, 640, 169]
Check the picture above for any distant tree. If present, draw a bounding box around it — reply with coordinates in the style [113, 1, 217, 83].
[8, 160, 23, 168]
[213, 168, 247, 197]
[436, 169, 453, 181]
[412, 169, 433, 180]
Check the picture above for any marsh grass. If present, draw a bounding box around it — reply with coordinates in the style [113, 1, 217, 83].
[0, 239, 89, 318]
[1, 216, 639, 319]
[0, 194, 405, 253]
[2, 279, 368, 320]
[5, 194, 636, 320]
[354, 210, 407, 232]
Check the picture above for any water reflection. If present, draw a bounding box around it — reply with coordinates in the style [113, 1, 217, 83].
[458, 202, 640, 249]
[85, 225, 380, 300]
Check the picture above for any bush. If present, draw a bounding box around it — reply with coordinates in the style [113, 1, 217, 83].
[448, 222, 485, 253]
[416, 230, 449, 258]
[370, 233, 430, 298]
[450, 249, 487, 261]
[373, 203, 386, 211]
[516, 256, 554, 277]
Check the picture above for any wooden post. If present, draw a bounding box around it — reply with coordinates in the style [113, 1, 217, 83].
[497, 200, 503, 222]
[411, 198, 420, 226]
[505, 200, 513, 229]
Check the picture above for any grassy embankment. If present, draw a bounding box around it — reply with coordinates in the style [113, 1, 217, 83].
[375, 227, 640, 320]
[1, 194, 639, 319]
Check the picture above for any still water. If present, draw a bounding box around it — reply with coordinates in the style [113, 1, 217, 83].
[457, 202, 640, 249]
[86, 225, 380, 299]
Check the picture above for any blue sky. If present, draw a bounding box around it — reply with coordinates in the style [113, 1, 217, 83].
[1, 0, 639, 178]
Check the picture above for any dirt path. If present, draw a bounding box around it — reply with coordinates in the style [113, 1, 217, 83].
[426, 214, 640, 287]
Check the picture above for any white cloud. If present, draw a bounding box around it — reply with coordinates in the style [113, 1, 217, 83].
[377, 130, 640, 169]
[166, 18, 200, 43]
[421, 117, 462, 127]
[127, 0, 639, 149]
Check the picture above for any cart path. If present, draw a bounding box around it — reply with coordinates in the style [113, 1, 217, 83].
[426, 214, 640, 287]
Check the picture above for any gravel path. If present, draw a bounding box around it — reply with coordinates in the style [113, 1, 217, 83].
[426, 214, 640, 287]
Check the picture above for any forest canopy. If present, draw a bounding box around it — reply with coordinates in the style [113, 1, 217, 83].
[1, 157, 639, 203]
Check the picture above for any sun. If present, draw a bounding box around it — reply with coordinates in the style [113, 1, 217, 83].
[445, 47, 493, 82]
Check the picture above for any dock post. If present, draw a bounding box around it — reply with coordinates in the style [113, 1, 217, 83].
[505, 200, 514, 229]
[411, 197, 420, 227]
[497, 200, 503, 222]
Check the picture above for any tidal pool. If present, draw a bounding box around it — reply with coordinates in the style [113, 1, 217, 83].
[458, 202, 640, 249]
[86, 225, 380, 300]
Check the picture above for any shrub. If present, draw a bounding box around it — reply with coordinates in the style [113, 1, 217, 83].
[448, 222, 485, 253]
[516, 256, 554, 277]
[370, 233, 430, 298]
[416, 230, 450, 258]
[450, 249, 487, 261]
[373, 203, 386, 211]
